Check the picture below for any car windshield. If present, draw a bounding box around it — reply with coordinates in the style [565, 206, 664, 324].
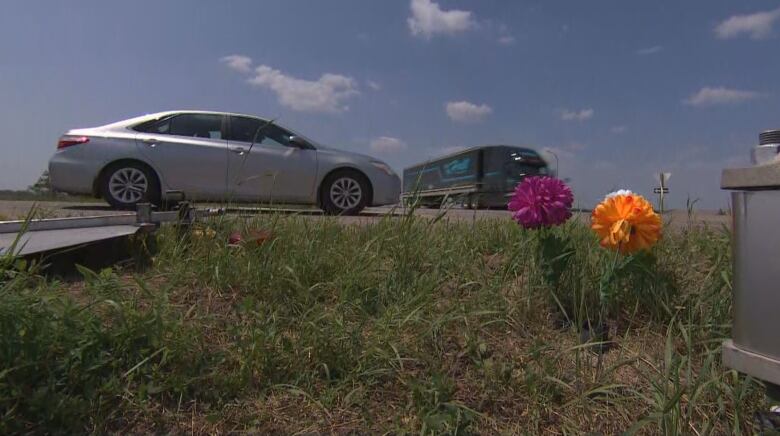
[508, 148, 543, 166]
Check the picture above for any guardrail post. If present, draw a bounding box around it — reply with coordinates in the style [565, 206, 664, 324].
[136, 203, 152, 224]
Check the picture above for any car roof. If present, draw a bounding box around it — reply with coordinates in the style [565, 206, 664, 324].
[108, 110, 319, 146]
[422, 144, 538, 161]
[115, 110, 272, 126]
[99, 110, 273, 131]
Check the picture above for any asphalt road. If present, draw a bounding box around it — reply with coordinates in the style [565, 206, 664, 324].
[0, 200, 731, 229]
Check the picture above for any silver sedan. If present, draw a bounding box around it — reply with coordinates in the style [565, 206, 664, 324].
[49, 111, 401, 214]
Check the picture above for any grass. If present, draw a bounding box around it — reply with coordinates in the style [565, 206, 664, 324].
[0, 211, 767, 434]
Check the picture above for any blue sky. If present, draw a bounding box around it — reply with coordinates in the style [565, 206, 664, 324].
[2, 0, 780, 209]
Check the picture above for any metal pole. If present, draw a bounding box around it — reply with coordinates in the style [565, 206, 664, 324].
[546, 149, 559, 178]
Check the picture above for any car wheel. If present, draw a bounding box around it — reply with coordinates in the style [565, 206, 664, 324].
[322, 171, 369, 215]
[102, 162, 160, 210]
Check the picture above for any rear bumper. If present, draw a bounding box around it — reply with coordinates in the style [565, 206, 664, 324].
[48, 150, 99, 196]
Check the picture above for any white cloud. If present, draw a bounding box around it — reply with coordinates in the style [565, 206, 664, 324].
[248, 66, 358, 113]
[560, 108, 594, 121]
[715, 8, 780, 40]
[684, 86, 762, 107]
[366, 80, 381, 91]
[220, 55, 253, 73]
[408, 0, 475, 38]
[445, 101, 493, 123]
[636, 45, 662, 55]
[220, 55, 360, 113]
[370, 136, 407, 153]
[611, 125, 627, 134]
[498, 35, 516, 45]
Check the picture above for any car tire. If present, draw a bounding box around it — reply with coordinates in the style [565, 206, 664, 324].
[101, 162, 160, 210]
[321, 170, 369, 215]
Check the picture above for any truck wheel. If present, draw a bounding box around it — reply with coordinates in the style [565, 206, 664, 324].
[466, 195, 479, 210]
[101, 162, 160, 210]
[321, 170, 369, 215]
[441, 196, 456, 209]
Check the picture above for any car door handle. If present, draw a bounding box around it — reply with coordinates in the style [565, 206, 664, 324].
[230, 147, 247, 155]
[142, 138, 159, 148]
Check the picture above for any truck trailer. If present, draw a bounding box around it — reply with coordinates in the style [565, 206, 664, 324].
[402, 145, 550, 209]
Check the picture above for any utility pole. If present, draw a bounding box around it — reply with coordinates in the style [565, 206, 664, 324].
[653, 172, 671, 213]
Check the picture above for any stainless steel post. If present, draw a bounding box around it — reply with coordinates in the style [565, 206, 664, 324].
[722, 129, 780, 388]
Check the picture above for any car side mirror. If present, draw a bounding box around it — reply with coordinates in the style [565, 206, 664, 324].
[288, 136, 309, 149]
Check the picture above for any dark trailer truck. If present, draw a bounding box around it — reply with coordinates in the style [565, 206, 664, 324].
[402, 145, 550, 208]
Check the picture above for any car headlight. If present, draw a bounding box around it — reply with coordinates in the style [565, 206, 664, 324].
[370, 161, 396, 176]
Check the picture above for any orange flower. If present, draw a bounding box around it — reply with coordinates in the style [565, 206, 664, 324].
[591, 192, 661, 253]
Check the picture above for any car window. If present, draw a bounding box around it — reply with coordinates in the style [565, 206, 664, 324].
[227, 116, 264, 143]
[258, 125, 294, 148]
[132, 116, 172, 134]
[166, 114, 223, 139]
[134, 114, 223, 139]
[226, 116, 296, 148]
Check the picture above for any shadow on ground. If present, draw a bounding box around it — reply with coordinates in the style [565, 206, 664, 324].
[62, 205, 116, 212]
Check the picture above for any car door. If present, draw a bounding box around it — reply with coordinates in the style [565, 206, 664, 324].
[225, 116, 318, 203]
[134, 113, 228, 200]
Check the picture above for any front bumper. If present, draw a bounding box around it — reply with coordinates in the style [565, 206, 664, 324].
[372, 173, 401, 206]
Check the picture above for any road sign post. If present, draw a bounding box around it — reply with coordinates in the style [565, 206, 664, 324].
[654, 172, 671, 213]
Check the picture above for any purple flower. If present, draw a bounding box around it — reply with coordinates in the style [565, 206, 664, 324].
[508, 176, 573, 229]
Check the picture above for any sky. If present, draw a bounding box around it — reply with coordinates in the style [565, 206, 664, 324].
[2, 0, 780, 209]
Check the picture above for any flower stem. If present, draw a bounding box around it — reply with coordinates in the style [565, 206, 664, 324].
[599, 245, 622, 312]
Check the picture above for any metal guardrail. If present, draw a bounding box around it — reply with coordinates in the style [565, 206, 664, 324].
[0, 203, 214, 257]
[0, 213, 137, 234]
[0, 203, 224, 233]
[0, 202, 396, 258]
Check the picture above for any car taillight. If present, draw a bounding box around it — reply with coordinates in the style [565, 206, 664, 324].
[57, 136, 90, 150]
